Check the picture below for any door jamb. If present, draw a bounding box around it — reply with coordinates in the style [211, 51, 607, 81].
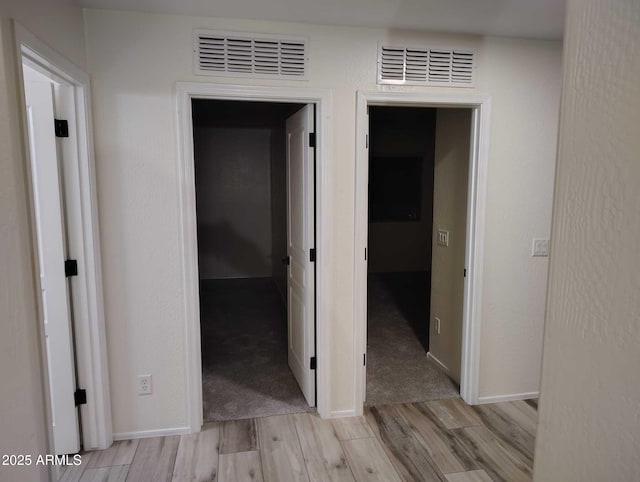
[175, 82, 332, 430]
[354, 91, 491, 412]
[13, 22, 112, 451]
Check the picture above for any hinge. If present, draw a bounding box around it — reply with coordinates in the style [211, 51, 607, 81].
[54, 119, 69, 138]
[365, 134, 369, 149]
[364, 248, 367, 261]
[464, 268, 467, 278]
[74, 389, 87, 406]
[309, 132, 316, 148]
[310, 248, 316, 262]
[65, 259, 78, 277]
[310, 357, 316, 370]
[363, 354, 366, 366]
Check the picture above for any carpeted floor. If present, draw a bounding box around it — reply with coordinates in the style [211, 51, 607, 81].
[200, 278, 313, 421]
[366, 272, 460, 406]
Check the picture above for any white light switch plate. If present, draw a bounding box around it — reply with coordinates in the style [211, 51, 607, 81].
[437, 229, 449, 247]
[532, 239, 550, 257]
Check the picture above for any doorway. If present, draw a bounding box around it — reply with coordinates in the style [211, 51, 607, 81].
[192, 99, 316, 421]
[365, 106, 472, 406]
[354, 92, 491, 411]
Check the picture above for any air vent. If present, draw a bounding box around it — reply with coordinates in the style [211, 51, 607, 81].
[378, 44, 475, 87]
[194, 30, 307, 79]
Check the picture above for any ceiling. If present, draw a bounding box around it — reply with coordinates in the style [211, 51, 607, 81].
[77, 0, 565, 40]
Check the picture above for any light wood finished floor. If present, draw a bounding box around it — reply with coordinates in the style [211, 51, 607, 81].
[60, 398, 537, 482]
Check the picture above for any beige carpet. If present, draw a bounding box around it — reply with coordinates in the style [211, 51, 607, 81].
[200, 278, 313, 421]
[366, 272, 460, 406]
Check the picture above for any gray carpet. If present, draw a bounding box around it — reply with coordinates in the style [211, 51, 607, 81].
[366, 272, 460, 406]
[200, 278, 313, 421]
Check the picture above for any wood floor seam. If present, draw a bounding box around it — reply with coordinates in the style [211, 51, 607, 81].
[77, 398, 537, 482]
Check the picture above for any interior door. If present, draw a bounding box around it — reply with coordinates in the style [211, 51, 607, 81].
[286, 104, 316, 406]
[25, 76, 80, 455]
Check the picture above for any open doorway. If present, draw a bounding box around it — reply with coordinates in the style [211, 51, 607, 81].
[192, 99, 316, 421]
[365, 105, 473, 406]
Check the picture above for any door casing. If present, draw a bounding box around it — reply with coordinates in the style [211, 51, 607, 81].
[14, 22, 112, 453]
[176, 83, 332, 429]
[354, 91, 492, 413]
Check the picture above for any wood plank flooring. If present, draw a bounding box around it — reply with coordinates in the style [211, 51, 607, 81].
[60, 399, 537, 482]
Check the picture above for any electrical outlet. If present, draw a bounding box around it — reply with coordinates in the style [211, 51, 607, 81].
[137, 375, 152, 395]
[434, 317, 441, 335]
[532, 238, 550, 257]
[437, 229, 449, 247]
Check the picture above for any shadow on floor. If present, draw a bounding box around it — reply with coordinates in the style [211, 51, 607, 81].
[370, 271, 431, 351]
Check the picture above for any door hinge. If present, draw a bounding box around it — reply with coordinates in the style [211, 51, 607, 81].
[310, 248, 316, 262]
[363, 354, 366, 366]
[464, 268, 467, 278]
[364, 248, 367, 261]
[54, 119, 69, 138]
[282, 256, 290, 266]
[365, 134, 369, 149]
[74, 389, 87, 406]
[309, 132, 316, 148]
[310, 357, 316, 370]
[65, 259, 78, 277]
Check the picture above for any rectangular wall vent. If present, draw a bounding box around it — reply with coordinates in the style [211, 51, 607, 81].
[194, 30, 308, 80]
[378, 44, 475, 87]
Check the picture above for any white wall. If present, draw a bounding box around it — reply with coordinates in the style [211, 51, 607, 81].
[429, 108, 471, 383]
[84, 9, 561, 432]
[534, 0, 640, 480]
[0, 1, 86, 480]
[194, 127, 273, 279]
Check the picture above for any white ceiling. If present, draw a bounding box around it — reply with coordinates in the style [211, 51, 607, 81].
[77, 0, 566, 40]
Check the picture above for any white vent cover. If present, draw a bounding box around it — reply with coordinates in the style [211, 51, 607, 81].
[194, 30, 307, 79]
[378, 44, 475, 87]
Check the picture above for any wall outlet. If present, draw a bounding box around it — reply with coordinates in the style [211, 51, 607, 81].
[434, 317, 441, 335]
[532, 238, 550, 257]
[437, 229, 450, 247]
[137, 375, 152, 395]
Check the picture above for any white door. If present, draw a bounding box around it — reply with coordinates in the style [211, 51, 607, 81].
[25, 77, 80, 455]
[286, 105, 316, 406]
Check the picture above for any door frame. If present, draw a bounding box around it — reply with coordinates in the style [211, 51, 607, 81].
[14, 23, 112, 450]
[354, 91, 491, 411]
[175, 82, 332, 429]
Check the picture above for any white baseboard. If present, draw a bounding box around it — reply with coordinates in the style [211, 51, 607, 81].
[427, 352, 452, 376]
[476, 391, 539, 404]
[113, 426, 191, 441]
[329, 409, 357, 419]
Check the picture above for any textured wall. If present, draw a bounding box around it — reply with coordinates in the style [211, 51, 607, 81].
[429, 108, 472, 383]
[84, 9, 561, 432]
[534, 0, 640, 480]
[194, 127, 273, 279]
[0, 1, 86, 480]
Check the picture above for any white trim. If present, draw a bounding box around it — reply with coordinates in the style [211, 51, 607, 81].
[329, 409, 358, 419]
[354, 90, 491, 413]
[175, 82, 333, 431]
[113, 426, 191, 441]
[13, 23, 112, 450]
[427, 352, 453, 379]
[476, 392, 539, 404]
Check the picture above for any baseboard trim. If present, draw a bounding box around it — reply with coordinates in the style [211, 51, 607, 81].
[329, 409, 357, 419]
[113, 426, 191, 441]
[427, 352, 451, 376]
[476, 391, 539, 404]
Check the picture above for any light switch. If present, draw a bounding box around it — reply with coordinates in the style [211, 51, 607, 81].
[532, 238, 550, 257]
[437, 229, 449, 247]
